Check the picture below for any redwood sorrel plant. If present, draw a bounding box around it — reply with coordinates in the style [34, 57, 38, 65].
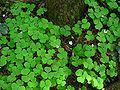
[0, 0, 120, 90]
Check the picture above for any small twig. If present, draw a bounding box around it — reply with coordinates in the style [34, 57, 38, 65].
[24, 0, 26, 3]
[30, 0, 32, 3]
[38, 0, 47, 7]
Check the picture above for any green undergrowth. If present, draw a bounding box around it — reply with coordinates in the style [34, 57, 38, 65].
[0, 0, 120, 90]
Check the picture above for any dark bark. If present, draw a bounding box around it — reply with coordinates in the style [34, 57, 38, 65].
[45, 0, 86, 26]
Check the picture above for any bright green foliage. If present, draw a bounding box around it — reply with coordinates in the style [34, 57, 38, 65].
[84, 44, 96, 57]
[28, 81, 36, 88]
[98, 43, 114, 54]
[21, 68, 30, 75]
[44, 67, 51, 73]
[67, 85, 75, 90]
[37, 49, 46, 57]
[72, 0, 119, 89]
[118, 7, 120, 12]
[0, 56, 7, 66]
[45, 80, 52, 87]
[85, 31, 94, 41]
[60, 25, 71, 37]
[57, 79, 66, 86]
[118, 42, 120, 46]
[16, 80, 24, 86]
[57, 48, 67, 59]
[88, 8, 95, 19]
[76, 69, 83, 76]
[95, 20, 103, 30]
[0, 2, 72, 90]
[72, 21, 82, 35]
[92, 77, 104, 89]
[48, 24, 60, 36]
[0, 1, 120, 90]
[96, 30, 106, 42]
[107, 13, 120, 37]
[106, 0, 118, 9]
[11, 83, 18, 90]
[75, 68, 105, 89]
[76, 69, 86, 83]
[83, 58, 94, 70]
[18, 86, 25, 90]
[39, 33, 49, 43]
[37, 8, 47, 16]
[22, 75, 30, 82]
[0, 36, 8, 44]
[107, 61, 117, 77]
[70, 56, 81, 67]
[79, 86, 87, 90]
[1, 47, 9, 55]
[49, 36, 61, 48]
[96, 30, 116, 43]
[81, 18, 90, 29]
[99, 64, 106, 78]
[73, 44, 96, 57]
[100, 54, 109, 63]
[41, 72, 48, 79]
[40, 80, 45, 88]
[73, 44, 84, 57]
[86, 0, 109, 30]
[33, 64, 43, 75]
[7, 75, 16, 82]
[40, 79, 51, 89]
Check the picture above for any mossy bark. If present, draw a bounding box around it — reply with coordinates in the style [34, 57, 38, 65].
[45, 0, 85, 26]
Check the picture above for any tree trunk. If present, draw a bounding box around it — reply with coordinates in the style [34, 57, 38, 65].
[45, 0, 85, 26]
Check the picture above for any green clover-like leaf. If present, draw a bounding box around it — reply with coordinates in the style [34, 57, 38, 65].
[37, 8, 47, 16]
[21, 68, 30, 75]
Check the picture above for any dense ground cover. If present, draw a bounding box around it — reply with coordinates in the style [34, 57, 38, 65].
[0, 0, 120, 90]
